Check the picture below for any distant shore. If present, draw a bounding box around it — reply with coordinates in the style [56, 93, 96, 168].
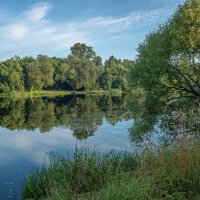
[0, 89, 123, 98]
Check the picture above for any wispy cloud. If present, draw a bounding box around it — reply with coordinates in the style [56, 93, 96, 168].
[23, 2, 51, 21]
[0, 2, 169, 60]
[82, 10, 164, 28]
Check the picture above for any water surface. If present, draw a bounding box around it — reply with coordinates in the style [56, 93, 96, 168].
[0, 95, 135, 199]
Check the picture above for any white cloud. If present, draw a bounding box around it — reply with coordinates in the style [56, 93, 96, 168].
[0, 2, 169, 60]
[0, 127, 75, 165]
[23, 2, 51, 22]
[0, 120, 133, 166]
[6, 24, 28, 40]
[82, 10, 163, 27]
[79, 9, 166, 34]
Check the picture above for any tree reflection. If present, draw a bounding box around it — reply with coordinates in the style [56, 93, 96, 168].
[1, 93, 197, 143]
[0, 95, 132, 140]
[0, 98, 26, 130]
[56, 96, 104, 140]
[128, 89, 200, 145]
[98, 95, 132, 125]
[25, 98, 56, 132]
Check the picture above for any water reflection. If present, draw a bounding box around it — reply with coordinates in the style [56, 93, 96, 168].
[1, 93, 197, 199]
[0, 95, 134, 200]
[127, 90, 200, 145]
[0, 93, 198, 146]
[0, 95, 132, 139]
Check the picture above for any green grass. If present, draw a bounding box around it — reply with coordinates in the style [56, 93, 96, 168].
[23, 140, 200, 200]
[0, 90, 110, 98]
[0, 89, 123, 98]
[110, 88, 123, 96]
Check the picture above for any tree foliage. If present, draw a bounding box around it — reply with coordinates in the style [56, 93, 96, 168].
[0, 43, 133, 93]
[130, 0, 200, 98]
[128, 0, 200, 144]
[100, 56, 133, 91]
[70, 42, 96, 60]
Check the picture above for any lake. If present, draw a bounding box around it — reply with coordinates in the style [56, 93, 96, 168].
[0, 95, 141, 200]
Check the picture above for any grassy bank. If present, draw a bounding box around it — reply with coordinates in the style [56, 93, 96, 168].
[0, 89, 123, 98]
[23, 140, 200, 200]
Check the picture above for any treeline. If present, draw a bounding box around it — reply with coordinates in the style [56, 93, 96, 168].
[0, 43, 134, 93]
[130, 0, 200, 99]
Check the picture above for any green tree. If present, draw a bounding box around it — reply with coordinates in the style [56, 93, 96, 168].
[130, 0, 200, 99]
[37, 55, 54, 88]
[26, 55, 54, 91]
[20, 56, 35, 90]
[100, 56, 132, 91]
[168, 0, 200, 97]
[26, 61, 43, 91]
[70, 43, 96, 60]
[67, 55, 98, 90]
[0, 57, 24, 93]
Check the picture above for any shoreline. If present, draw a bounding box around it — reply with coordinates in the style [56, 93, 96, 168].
[0, 89, 123, 98]
[23, 140, 200, 200]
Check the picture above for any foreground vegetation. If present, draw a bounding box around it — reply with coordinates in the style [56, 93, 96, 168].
[23, 139, 200, 200]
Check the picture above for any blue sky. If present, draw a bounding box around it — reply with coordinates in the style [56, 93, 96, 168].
[0, 0, 184, 61]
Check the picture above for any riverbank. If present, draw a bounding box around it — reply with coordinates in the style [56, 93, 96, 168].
[23, 139, 200, 200]
[0, 89, 123, 98]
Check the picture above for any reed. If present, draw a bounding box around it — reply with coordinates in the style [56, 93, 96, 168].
[23, 139, 200, 200]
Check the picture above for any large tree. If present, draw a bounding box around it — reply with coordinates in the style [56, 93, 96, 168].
[26, 55, 54, 91]
[37, 55, 54, 88]
[100, 56, 132, 91]
[130, 0, 200, 99]
[0, 57, 24, 93]
[67, 55, 98, 90]
[70, 43, 96, 60]
[67, 43, 101, 90]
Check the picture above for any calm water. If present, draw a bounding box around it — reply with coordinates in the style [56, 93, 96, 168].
[0, 95, 137, 200]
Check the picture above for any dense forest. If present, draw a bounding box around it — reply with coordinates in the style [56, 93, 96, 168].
[0, 43, 134, 93]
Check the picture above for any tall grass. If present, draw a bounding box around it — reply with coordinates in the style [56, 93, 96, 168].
[22, 150, 138, 200]
[23, 139, 200, 200]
